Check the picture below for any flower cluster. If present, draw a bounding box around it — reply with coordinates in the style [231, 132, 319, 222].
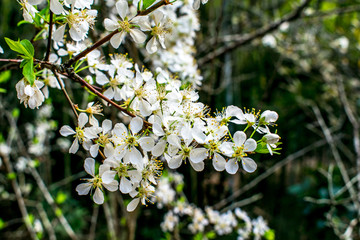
[12, 0, 281, 216]
[154, 172, 273, 239]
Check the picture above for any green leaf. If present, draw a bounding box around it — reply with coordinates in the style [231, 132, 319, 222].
[20, 39, 35, 57]
[4, 38, 34, 58]
[5, 38, 27, 56]
[7, 172, 16, 180]
[264, 229, 275, 240]
[12, 108, 20, 118]
[0, 218, 6, 230]
[0, 88, 7, 93]
[255, 142, 270, 154]
[56, 191, 67, 204]
[205, 231, 216, 239]
[142, 0, 157, 10]
[22, 58, 36, 85]
[0, 70, 11, 83]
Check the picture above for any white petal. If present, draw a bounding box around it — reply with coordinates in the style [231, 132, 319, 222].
[233, 131, 246, 147]
[93, 187, 104, 205]
[104, 18, 118, 31]
[50, 0, 65, 15]
[130, 117, 143, 134]
[24, 85, 35, 96]
[192, 128, 206, 144]
[212, 153, 226, 171]
[226, 105, 242, 117]
[60, 125, 75, 136]
[189, 160, 204, 172]
[90, 144, 99, 157]
[167, 134, 181, 149]
[146, 36, 157, 54]
[84, 158, 95, 177]
[128, 170, 142, 183]
[244, 138, 257, 152]
[102, 170, 116, 184]
[116, 0, 128, 20]
[193, 0, 200, 10]
[153, 122, 165, 136]
[69, 139, 79, 154]
[219, 142, 234, 157]
[78, 113, 88, 128]
[153, 10, 163, 25]
[69, 26, 83, 42]
[76, 183, 92, 195]
[120, 177, 132, 193]
[103, 180, 118, 192]
[113, 123, 127, 138]
[129, 29, 146, 43]
[241, 157, 257, 173]
[168, 155, 182, 169]
[102, 119, 112, 133]
[103, 87, 115, 100]
[190, 148, 208, 163]
[127, 147, 143, 166]
[225, 158, 239, 174]
[152, 139, 166, 157]
[110, 32, 124, 49]
[127, 198, 140, 212]
[96, 71, 109, 85]
[138, 137, 154, 151]
[53, 24, 66, 42]
[138, 99, 152, 116]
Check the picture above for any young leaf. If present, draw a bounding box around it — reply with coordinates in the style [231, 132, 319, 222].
[20, 39, 35, 57]
[23, 58, 36, 85]
[0, 70, 11, 83]
[142, 0, 157, 10]
[4, 38, 27, 56]
[4, 38, 34, 58]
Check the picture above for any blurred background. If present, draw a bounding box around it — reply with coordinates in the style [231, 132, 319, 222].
[0, 0, 360, 239]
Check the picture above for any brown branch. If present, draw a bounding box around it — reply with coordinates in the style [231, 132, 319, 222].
[44, 12, 54, 62]
[64, 29, 120, 67]
[198, 0, 312, 65]
[65, 0, 171, 67]
[0, 58, 152, 127]
[61, 69, 152, 128]
[136, 0, 171, 17]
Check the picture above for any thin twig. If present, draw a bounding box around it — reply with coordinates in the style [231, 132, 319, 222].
[103, 202, 117, 240]
[29, 167, 78, 240]
[1, 155, 39, 240]
[88, 205, 99, 240]
[311, 105, 360, 212]
[36, 203, 57, 240]
[212, 136, 340, 210]
[198, 0, 311, 65]
[220, 193, 263, 213]
[336, 77, 360, 223]
[44, 12, 53, 62]
[51, 69, 79, 119]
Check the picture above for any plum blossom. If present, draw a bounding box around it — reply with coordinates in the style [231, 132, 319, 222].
[59, 113, 89, 153]
[15, 79, 45, 109]
[141, 10, 172, 54]
[220, 131, 257, 174]
[104, 0, 147, 48]
[76, 158, 118, 204]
